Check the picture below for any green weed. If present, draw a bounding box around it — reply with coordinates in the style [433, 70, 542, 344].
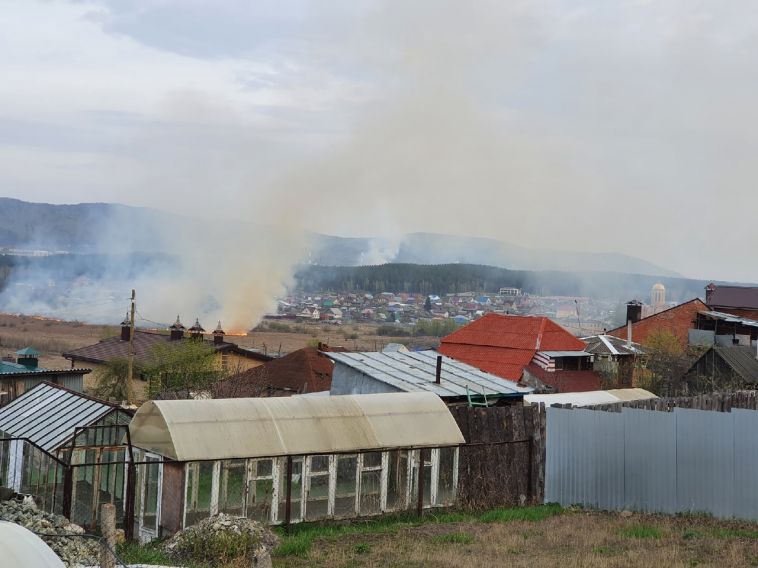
[618, 525, 662, 539]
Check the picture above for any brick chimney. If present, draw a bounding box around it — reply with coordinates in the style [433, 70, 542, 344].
[189, 318, 205, 340]
[169, 315, 185, 341]
[213, 321, 225, 345]
[705, 283, 717, 306]
[120, 312, 131, 341]
[626, 300, 643, 324]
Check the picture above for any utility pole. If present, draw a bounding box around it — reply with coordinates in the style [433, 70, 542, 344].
[127, 289, 135, 403]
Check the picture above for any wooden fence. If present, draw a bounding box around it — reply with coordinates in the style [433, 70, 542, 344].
[575, 391, 758, 413]
[450, 404, 545, 510]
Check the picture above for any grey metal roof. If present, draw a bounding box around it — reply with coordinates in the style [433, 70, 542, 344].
[0, 382, 123, 452]
[326, 350, 532, 398]
[581, 335, 641, 356]
[698, 310, 758, 329]
[714, 346, 758, 382]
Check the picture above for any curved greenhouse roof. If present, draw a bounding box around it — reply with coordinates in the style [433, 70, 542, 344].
[129, 392, 465, 461]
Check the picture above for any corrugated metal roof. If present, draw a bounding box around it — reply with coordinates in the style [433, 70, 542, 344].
[129, 392, 465, 461]
[538, 350, 592, 358]
[698, 310, 758, 329]
[0, 382, 122, 452]
[525, 388, 657, 407]
[581, 334, 642, 356]
[0, 361, 91, 377]
[714, 346, 758, 381]
[326, 350, 532, 397]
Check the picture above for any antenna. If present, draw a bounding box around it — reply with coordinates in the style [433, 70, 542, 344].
[575, 299, 583, 336]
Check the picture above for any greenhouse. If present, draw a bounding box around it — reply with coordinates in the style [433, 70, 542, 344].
[128, 392, 464, 541]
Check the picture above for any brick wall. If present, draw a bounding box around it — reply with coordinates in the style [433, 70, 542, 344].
[608, 299, 707, 348]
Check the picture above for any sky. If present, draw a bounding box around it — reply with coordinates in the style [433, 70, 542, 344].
[2, 0, 758, 282]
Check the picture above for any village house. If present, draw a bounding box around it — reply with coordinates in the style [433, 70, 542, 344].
[607, 299, 708, 349]
[62, 316, 272, 379]
[0, 347, 90, 405]
[438, 313, 601, 393]
[327, 347, 532, 405]
[684, 345, 758, 390]
[214, 345, 344, 398]
[581, 334, 642, 387]
[705, 283, 758, 320]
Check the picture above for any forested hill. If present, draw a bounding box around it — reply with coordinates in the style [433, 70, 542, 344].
[294, 263, 711, 302]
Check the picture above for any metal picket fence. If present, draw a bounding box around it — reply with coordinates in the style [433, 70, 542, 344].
[545, 405, 758, 519]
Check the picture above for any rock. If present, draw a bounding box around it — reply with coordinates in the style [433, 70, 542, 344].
[0, 499, 98, 567]
[163, 513, 280, 567]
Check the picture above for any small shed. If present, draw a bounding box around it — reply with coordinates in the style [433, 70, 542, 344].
[0, 382, 132, 528]
[326, 350, 532, 404]
[0, 348, 91, 406]
[127, 392, 464, 541]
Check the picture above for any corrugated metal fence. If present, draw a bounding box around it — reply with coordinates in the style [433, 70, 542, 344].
[546, 406, 758, 519]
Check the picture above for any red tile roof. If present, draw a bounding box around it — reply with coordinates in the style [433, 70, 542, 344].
[439, 313, 587, 381]
[215, 347, 335, 398]
[523, 364, 601, 393]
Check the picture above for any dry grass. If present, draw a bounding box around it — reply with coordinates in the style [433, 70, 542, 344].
[274, 509, 758, 568]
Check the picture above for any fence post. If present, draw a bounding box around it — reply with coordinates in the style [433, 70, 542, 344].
[62, 466, 73, 519]
[100, 503, 117, 568]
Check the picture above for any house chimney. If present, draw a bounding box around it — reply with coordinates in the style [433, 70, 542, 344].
[627, 319, 632, 349]
[120, 312, 131, 341]
[169, 315, 185, 340]
[705, 283, 716, 306]
[435, 355, 442, 385]
[626, 301, 642, 324]
[189, 318, 205, 340]
[16, 347, 39, 370]
[213, 321, 225, 345]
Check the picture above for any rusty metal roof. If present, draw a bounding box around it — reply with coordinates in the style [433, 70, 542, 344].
[128, 392, 465, 461]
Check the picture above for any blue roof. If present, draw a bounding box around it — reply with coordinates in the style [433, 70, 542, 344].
[0, 361, 51, 375]
[15, 347, 40, 357]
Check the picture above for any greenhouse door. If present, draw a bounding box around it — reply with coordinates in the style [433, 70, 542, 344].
[138, 454, 163, 542]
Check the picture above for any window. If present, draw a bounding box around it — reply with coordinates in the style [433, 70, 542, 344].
[277, 457, 303, 523]
[436, 447, 458, 506]
[410, 450, 433, 508]
[359, 452, 382, 516]
[386, 450, 409, 511]
[305, 455, 331, 521]
[185, 462, 215, 526]
[334, 454, 358, 517]
[219, 459, 245, 516]
[246, 459, 274, 523]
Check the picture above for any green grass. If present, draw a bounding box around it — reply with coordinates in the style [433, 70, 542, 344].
[618, 525, 663, 539]
[431, 532, 475, 544]
[117, 541, 173, 565]
[273, 504, 566, 558]
[711, 528, 758, 539]
[479, 503, 564, 523]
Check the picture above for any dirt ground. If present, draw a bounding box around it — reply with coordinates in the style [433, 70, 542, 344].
[275, 510, 758, 568]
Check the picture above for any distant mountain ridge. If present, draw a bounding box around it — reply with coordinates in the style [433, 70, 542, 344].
[0, 197, 678, 277]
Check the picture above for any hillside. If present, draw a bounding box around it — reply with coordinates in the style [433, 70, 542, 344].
[0, 198, 679, 277]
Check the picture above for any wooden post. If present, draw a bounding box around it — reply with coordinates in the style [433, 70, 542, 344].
[100, 503, 117, 568]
